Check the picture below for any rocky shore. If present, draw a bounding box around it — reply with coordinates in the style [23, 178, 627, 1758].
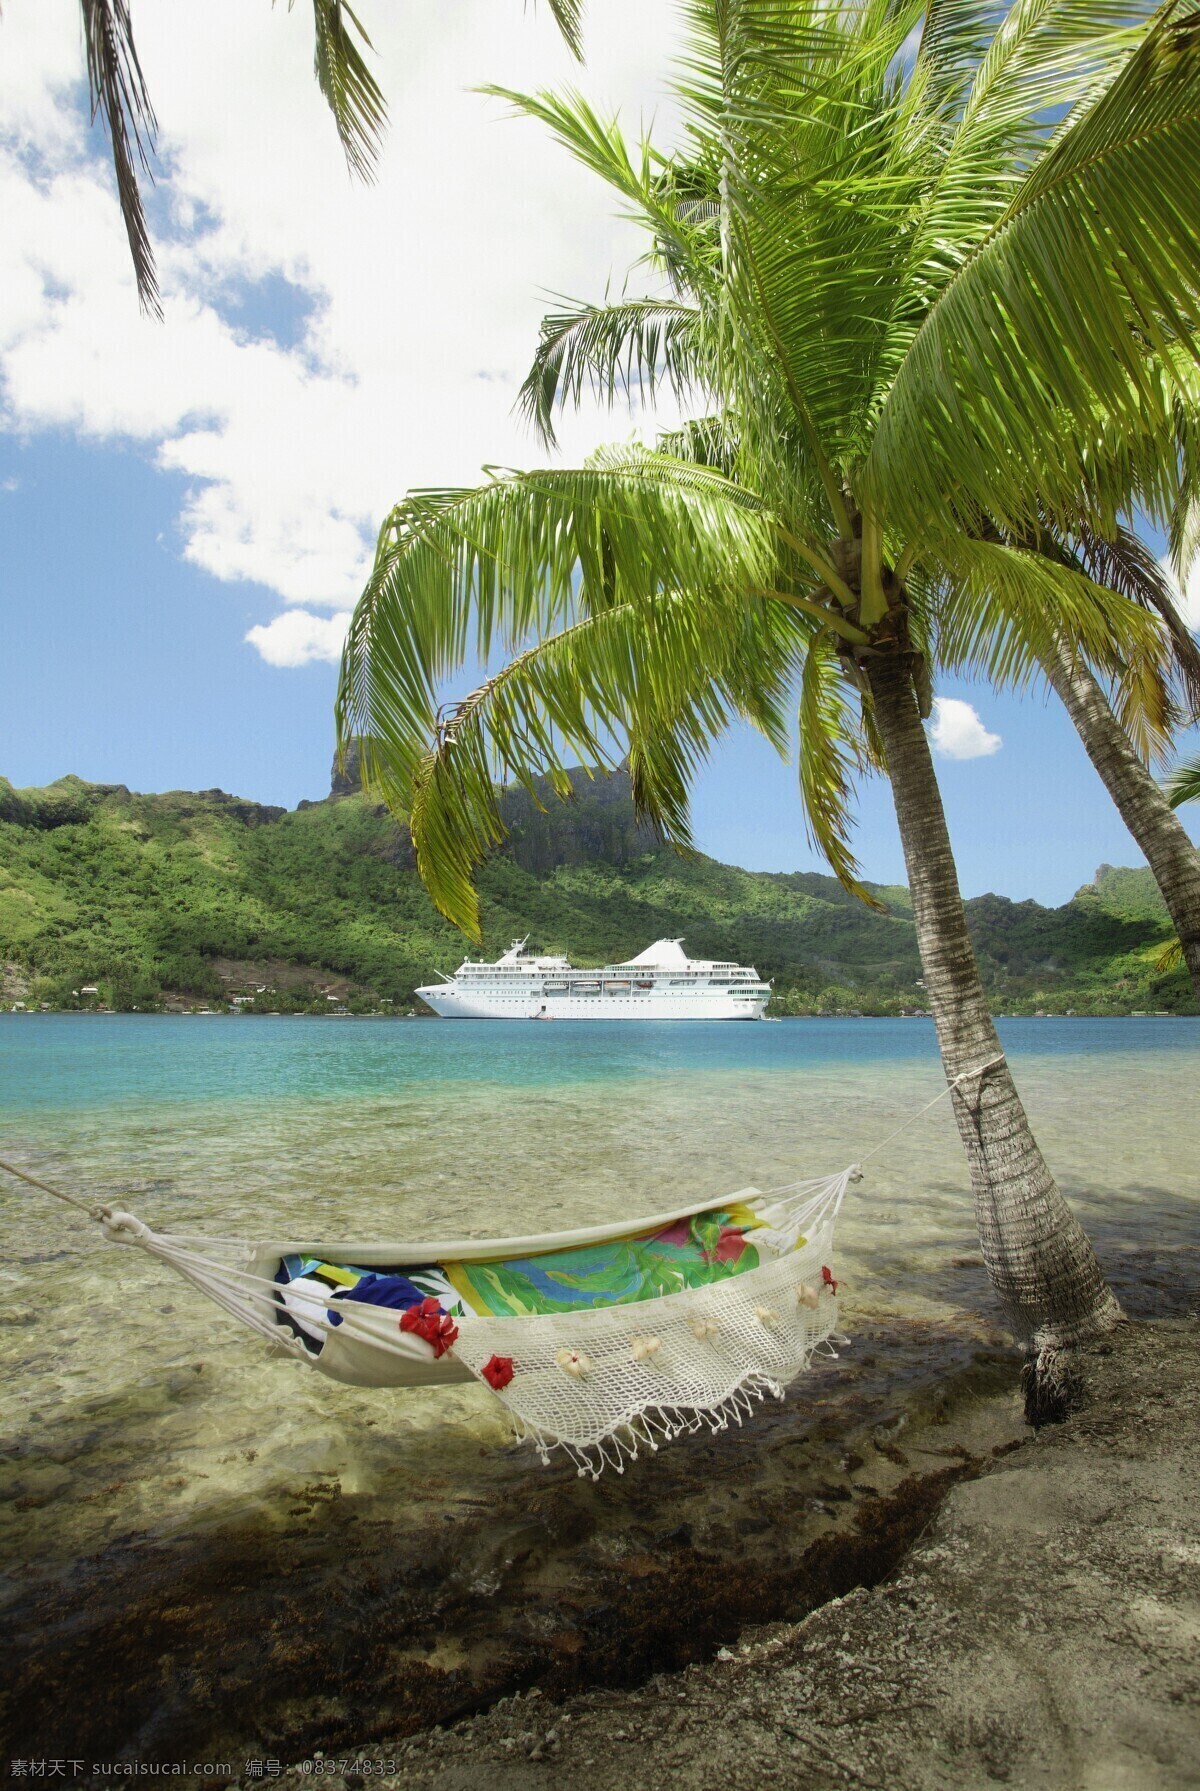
[1, 1312, 1028, 1765]
[289, 1314, 1199, 1791]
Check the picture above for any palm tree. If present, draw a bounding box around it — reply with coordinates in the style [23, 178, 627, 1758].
[1148, 743, 1200, 969]
[973, 520, 1200, 1001]
[337, 2, 1200, 1386]
[59, 0, 585, 318]
[1041, 628, 1200, 1000]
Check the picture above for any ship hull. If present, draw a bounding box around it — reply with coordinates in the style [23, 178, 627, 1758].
[416, 988, 768, 1021]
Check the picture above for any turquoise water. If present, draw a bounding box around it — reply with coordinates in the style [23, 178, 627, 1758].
[7, 1010, 1198, 1109]
[2, 1013, 1198, 1601]
[4, 1011, 1198, 1242]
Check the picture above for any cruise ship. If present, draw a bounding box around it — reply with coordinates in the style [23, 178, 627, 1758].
[416, 938, 771, 1020]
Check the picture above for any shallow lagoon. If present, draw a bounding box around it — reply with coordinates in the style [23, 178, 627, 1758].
[2, 1013, 1199, 1756]
[3, 1012, 1198, 1564]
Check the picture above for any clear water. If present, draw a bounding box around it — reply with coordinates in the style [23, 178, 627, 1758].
[2, 1013, 1198, 1603]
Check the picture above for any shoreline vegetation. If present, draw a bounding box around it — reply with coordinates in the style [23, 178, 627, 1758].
[2, 768, 1193, 1021]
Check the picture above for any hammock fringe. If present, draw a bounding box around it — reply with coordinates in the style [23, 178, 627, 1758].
[514, 1376, 788, 1480]
[511, 1335, 847, 1478]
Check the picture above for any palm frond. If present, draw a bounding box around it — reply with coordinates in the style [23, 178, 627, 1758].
[484, 86, 699, 271]
[518, 298, 706, 447]
[545, 0, 585, 60]
[336, 453, 783, 827]
[1164, 753, 1200, 808]
[1073, 521, 1200, 717]
[307, 0, 388, 181]
[1166, 384, 1200, 611]
[975, 520, 1182, 761]
[911, 0, 995, 110]
[1155, 936, 1184, 972]
[1169, 486, 1200, 591]
[1108, 635, 1177, 766]
[921, 0, 1149, 188]
[929, 536, 1163, 693]
[395, 589, 796, 938]
[882, 1, 1154, 402]
[868, 6, 1200, 541]
[655, 413, 740, 474]
[677, 0, 930, 489]
[80, 0, 161, 318]
[797, 629, 879, 907]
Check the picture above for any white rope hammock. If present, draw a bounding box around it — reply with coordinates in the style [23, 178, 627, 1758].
[0, 1056, 1003, 1479]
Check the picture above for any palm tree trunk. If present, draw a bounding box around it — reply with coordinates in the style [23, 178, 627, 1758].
[1043, 642, 1200, 1000]
[864, 652, 1121, 1358]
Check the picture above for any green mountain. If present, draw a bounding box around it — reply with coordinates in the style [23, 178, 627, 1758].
[0, 767, 1190, 1016]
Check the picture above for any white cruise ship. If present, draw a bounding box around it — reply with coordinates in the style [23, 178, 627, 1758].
[416, 938, 771, 1021]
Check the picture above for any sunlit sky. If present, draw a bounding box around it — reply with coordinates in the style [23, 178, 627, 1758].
[1, 0, 1197, 905]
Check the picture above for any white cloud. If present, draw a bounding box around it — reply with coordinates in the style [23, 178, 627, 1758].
[928, 697, 1002, 761]
[245, 608, 351, 667]
[0, 0, 683, 636]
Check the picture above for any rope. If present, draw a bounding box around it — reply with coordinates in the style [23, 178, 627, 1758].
[0, 1156, 111, 1220]
[853, 1053, 1007, 1169]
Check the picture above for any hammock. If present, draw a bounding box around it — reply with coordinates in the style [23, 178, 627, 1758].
[97, 1172, 852, 1477]
[0, 1058, 1000, 1478]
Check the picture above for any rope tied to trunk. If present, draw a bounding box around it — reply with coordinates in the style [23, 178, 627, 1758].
[851, 1053, 1007, 1172]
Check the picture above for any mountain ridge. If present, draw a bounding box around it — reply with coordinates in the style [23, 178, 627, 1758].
[0, 767, 1188, 1016]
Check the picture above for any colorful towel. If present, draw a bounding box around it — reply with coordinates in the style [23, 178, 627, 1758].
[443, 1203, 785, 1318]
[274, 1204, 805, 1332]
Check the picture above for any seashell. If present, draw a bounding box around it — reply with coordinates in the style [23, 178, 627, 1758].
[689, 1316, 721, 1340]
[631, 1334, 662, 1362]
[796, 1283, 820, 1311]
[753, 1304, 780, 1327]
[555, 1347, 591, 1378]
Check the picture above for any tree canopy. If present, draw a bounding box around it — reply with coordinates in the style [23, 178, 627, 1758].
[337, 0, 1200, 942]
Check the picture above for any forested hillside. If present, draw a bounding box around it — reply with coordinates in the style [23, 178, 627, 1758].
[0, 768, 1190, 1015]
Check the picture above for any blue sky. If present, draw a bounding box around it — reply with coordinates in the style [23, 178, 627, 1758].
[1, 1, 1198, 909]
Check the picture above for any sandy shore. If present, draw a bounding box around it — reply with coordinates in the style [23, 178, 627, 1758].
[298, 1313, 1200, 1791]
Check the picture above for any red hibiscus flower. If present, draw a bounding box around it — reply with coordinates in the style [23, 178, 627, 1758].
[821, 1265, 839, 1295]
[703, 1225, 747, 1266]
[400, 1295, 460, 1358]
[481, 1354, 515, 1391]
